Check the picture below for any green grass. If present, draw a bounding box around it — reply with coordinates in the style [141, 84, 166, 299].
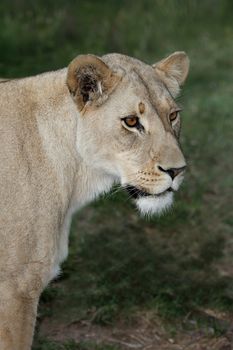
[1, 0, 233, 347]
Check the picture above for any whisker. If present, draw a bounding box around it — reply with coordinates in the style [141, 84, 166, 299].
[124, 189, 140, 201]
[105, 185, 122, 199]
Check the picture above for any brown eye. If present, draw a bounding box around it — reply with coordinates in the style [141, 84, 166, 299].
[123, 116, 139, 127]
[169, 110, 179, 123]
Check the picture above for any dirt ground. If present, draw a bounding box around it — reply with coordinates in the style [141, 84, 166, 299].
[38, 309, 233, 350]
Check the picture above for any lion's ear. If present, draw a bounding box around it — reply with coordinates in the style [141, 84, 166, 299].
[66, 55, 120, 111]
[153, 51, 190, 97]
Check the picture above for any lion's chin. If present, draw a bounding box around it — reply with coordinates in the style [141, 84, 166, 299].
[136, 191, 174, 216]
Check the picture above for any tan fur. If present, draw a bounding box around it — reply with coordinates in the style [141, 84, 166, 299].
[0, 52, 189, 349]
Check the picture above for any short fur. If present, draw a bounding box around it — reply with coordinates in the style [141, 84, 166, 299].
[0, 52, 189, 349]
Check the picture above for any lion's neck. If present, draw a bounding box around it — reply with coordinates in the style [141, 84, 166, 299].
[73, 161, 116, 209]
[32, 69, 116, 210]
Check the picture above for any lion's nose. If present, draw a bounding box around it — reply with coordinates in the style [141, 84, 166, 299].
[158, 165, 186, 180]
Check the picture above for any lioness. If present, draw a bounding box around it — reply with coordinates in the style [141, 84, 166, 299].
[0, 51, 189, 349]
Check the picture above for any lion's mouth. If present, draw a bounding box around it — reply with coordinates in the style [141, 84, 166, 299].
[125, 185, 173, 199]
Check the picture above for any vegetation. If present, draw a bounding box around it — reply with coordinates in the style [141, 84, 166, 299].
[1, 0, 233, 348]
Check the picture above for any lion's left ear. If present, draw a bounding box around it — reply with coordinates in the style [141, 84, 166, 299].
[66, 54, 121, 112]
[153, 51, 190, 97]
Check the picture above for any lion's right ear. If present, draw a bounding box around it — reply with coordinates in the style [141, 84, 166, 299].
[153, 52, 190, 97]
[66, 55, 121, 112]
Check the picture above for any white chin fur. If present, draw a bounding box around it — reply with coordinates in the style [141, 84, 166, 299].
[136, 192, 174, 216]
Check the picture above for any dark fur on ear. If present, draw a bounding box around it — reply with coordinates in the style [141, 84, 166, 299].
[66, 55, 121, 111]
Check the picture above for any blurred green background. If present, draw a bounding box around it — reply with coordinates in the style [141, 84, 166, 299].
[1, 0, 233, 349]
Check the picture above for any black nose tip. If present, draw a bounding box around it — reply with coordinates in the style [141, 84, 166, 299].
[158, 165, 186, 180]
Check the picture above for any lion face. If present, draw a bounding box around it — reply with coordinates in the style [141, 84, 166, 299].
[67, 52, 189, 215]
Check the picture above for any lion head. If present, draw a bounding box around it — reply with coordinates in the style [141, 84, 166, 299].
[66, 52, 189, 215]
